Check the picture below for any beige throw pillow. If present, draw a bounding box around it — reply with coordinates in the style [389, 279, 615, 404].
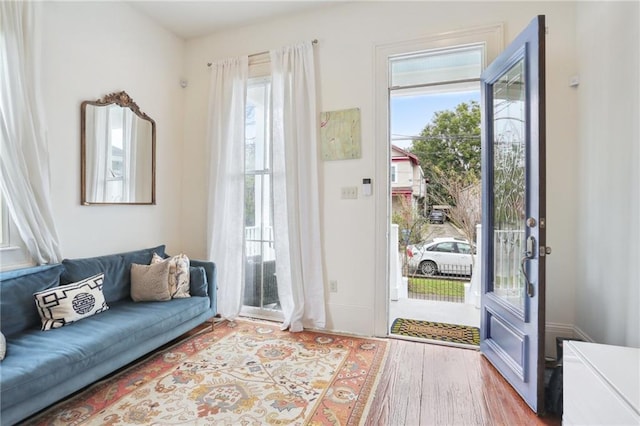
[130, 261, 171, 302]
[151, 253, 191, 299]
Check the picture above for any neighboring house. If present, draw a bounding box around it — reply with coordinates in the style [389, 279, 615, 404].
[391, 145, 426, 217]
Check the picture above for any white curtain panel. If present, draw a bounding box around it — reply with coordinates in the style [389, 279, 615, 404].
[271, 41, 326, 332]
[0, 2, 62, 264]
[88, 107, 109, 202]
[123, 109, 138, 202]
[206, 56, 248, 321]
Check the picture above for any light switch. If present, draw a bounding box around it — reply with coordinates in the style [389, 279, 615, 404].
[341, 186, 358, 199]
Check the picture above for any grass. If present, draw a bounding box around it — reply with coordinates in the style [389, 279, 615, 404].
[408, 276, 466, 298]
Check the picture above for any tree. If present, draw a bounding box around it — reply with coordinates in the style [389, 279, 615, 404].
[392, 195, 428, 247]
[392, 195, 428, 274]
[428, 168, 481, 246]
[410, 101, 481, 206]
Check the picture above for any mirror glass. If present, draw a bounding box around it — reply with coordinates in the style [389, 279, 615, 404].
[81, 91, 155, 205]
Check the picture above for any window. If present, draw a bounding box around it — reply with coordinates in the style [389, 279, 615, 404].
[457, 243, 472, 254]
[390, 164, 398, 183]
[106, 105, 126, 202]
[243, 73, 279, 314]
[0, 192, 33, 270]
[431, 242, 456, 253]
[0, 192, 8, 248]
[390, 44, 483, 149]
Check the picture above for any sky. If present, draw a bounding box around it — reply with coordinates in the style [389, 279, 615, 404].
[390, 90, 480, 150]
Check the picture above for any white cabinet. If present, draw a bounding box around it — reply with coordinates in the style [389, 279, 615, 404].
[563, 340, 640, 425]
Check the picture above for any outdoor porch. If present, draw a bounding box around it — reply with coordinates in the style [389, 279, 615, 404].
[389, 297, 480, 328]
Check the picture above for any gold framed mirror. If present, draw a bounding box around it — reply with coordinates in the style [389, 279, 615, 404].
[80, 91, 155, 205]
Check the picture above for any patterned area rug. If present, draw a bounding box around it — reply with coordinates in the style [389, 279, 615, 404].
[25, 319, 388, 425]
[390, 318, 480, 346]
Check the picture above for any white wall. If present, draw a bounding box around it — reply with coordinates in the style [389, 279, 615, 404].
[575, 1, 640, 347]
[40, 1, 186, 258]
[183, 1, 580, 339]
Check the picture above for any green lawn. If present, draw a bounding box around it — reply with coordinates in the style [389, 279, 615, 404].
[408, 277, 465, 298]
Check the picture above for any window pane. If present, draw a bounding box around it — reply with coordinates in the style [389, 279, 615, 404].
[244, 77, 278, 312]
[391, 45, 483, 87]
[246, 80, 271, 172]
[458, 243, 471, 254]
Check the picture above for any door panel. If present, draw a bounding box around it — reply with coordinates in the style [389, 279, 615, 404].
[480, 15, 546, 413]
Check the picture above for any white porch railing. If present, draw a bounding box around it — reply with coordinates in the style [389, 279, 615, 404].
[245, 226, 275, 261]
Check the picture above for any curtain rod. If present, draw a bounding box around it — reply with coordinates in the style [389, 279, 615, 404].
[207, 39, 317, 67]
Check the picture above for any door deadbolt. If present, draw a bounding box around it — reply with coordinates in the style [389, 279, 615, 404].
[526, 217, 537, 228]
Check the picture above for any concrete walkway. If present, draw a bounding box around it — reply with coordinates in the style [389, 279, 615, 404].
[389, 297, 481, 329]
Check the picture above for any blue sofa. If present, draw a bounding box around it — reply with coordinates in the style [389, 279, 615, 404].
[0, 245, 217, 425]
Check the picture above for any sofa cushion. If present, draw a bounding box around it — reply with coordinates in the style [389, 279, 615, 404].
[152, 253, 190, 298]
[61, 245, 166, 303]
[0, 297, 210, 413]
[34, 273, 109, 330]
[130, 262, 171, 302]
[189, 266, 208, 297]
[0, 264, 64, 337]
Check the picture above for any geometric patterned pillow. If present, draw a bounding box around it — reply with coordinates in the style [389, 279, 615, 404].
[151, 253, 190, 299]
[33, 273, 109, 331]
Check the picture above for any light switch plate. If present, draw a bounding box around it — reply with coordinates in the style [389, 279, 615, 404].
[341, 186, 358, 199]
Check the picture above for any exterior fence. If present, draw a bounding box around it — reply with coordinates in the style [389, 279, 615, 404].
[406, 264, 470, 303]
[403, 229, 524, 304]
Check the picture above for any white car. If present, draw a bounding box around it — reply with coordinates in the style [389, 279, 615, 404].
[406, 237, 474, 276]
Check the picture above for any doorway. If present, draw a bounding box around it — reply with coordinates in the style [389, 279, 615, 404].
[373, 25, 504, 339]
[383, 33, 500, 347]
[375, 17, 548, 413]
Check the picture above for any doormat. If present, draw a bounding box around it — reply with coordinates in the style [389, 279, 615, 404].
[24, 319, 389, 425]
[390, 318, 480, 346]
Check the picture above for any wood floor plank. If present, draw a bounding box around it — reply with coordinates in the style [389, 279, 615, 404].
[420, 344, 484, 425]
[366, 338, 561, 426]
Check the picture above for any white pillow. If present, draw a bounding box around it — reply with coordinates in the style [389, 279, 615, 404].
[34, 273, 109, 331]
[151, 253, 191, 298]
[0, 332, 6, 361]
[130, 261, 171, 302]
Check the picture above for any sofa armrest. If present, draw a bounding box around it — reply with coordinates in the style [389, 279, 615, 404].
[190, 259, 216, 315]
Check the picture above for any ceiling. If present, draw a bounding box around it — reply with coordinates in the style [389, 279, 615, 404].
[128, 1, 340, 40]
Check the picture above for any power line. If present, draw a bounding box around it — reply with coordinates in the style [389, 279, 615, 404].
[391, 133, 481, 141]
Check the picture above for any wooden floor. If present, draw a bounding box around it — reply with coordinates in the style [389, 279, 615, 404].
[365, 337, 561, 426]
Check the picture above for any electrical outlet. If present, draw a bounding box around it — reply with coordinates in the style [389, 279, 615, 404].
[329, 280, 338, 292]
[341, 186, 358, 199]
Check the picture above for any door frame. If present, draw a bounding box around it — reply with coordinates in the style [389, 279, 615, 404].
[373, 24, 505, 337]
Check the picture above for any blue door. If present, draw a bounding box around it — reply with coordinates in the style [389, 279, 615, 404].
[480, 15, 547, 413]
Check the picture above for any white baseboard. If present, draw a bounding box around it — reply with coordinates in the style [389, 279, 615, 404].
[545, 322, 576, 359]
[572, 325, 594, 343]
[544, 322, 595, 359]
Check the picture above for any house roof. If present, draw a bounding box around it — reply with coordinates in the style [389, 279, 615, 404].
[391, 144, 420, 166]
